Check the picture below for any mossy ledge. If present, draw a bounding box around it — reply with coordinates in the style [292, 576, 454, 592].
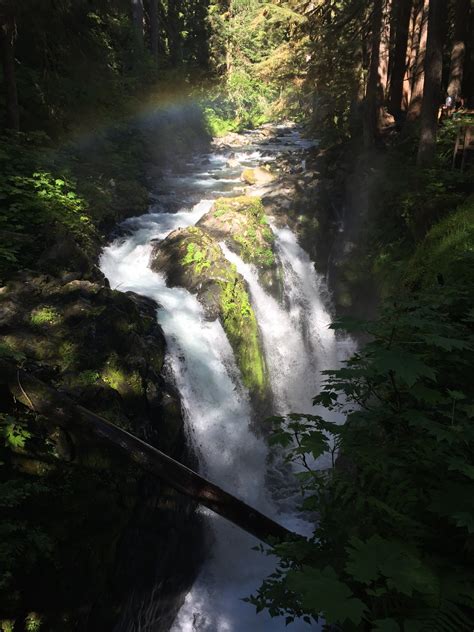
[151, 226, 268, 399]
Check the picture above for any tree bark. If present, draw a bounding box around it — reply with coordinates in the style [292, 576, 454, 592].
[403, 0, 422, 110]
[148, 0, 159, 60]
[131, 0, 144, 53]
[378, 0, 392, 98]
[167, 0, 183, 65]
[464, 6, 474, 107]
[417, 0, 445, 167]
[447, 0, 471, 99]
[389, 0, 412, 119]
[407, 0, 429, 121]
[364, 0, 384, 147]
[0, 360, 296, 545]
[0, 10, 19, 130]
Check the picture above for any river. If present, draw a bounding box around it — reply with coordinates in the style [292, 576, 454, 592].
[100, 124, 355, 631]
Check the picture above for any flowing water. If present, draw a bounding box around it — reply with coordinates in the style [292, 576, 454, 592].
[100, 125, 355, 631]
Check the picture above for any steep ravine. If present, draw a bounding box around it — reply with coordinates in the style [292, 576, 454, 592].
[100, 124, 356, 631]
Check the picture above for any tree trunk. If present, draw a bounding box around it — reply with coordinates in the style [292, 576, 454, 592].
[364, 0, 383, 147]
[0, 360, 296, 544]
[447, 0, 471, 99]
[379, 0, 392, 98]
[131, 0, 144, 53]
[464, 6, 474, 107]
[0, 11, 19, 130]
[148, 0, 159, 60]
[407, 0, 429, 120]
[403, 0, 423, 110]
[417, 0, 445, 167]
[168, 0, 183, 65]
[389, 0, 412, 119]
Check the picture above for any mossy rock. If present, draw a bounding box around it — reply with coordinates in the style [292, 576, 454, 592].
[198, 196, 282, 296]
[151, 226, 227, 319]
[151, 226, 268, 397]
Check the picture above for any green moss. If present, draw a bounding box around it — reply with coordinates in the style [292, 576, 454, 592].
[213, 196, 265, 221]
[101, 356, 142, 397]
[219, 278, 267, 395]
[234, 234, 275, 267]
[30, 306, 62, 327]
[211, 196, 275, 268]
[182, 242, 212, 274]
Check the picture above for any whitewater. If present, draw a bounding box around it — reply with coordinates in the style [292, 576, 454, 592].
[100, 126, 355, 631]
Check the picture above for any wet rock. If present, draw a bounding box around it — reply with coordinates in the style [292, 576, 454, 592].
[151, 226, 225, 320]
[150, 226, 268, 398]
[197, 196, 282, 297]
[241, 166, 275, 186]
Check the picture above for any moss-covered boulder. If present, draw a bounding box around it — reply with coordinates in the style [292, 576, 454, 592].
[198, 196, 282, 296]
[151, 226, 268, 397]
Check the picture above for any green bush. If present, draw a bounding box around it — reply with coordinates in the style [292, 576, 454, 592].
[251, 281, 474, 630]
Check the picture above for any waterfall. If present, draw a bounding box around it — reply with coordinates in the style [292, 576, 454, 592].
[100, 126, 352, 631]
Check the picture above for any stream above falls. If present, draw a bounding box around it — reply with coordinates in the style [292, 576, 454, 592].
[100, 124, 355, 632]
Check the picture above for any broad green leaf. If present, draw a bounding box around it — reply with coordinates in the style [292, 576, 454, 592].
[370, 348, 436, 387]
[346, 536, 438, 597]
[286, 565, 366, 624]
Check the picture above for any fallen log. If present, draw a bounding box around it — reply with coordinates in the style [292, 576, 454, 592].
[0, 360, 299, 544]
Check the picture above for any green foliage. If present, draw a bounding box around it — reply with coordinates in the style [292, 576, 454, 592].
[30, 307, 62, 327]
[0, 133, 95, 278]
[364, 133, 472, 296]
[182, 242, 212, 274]
[0, 415, 32, 451]
[234, 234, 275, 267]
[205, 0, 309, 128]
[304, 0, 368, 142]
[252, 281, 474, 629]
[406, 196, 474, 289]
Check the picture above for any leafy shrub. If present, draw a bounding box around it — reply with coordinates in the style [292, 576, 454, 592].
[252, 281, 474, 630]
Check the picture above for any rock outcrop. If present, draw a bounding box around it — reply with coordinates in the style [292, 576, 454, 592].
[198, 196, 282, 296]
[0, 267, 202, 629]
[151, 225, 268, 399]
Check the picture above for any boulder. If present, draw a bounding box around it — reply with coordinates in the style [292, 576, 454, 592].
[150, 226, 268, 398]
[241, 166, 275, 186]
[198, 196, 276, 269]
[151, 226, 227, 320]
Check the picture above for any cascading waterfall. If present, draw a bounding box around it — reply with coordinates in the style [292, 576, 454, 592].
[220, 242, 316, 413]
[100, 126, 353, 631]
